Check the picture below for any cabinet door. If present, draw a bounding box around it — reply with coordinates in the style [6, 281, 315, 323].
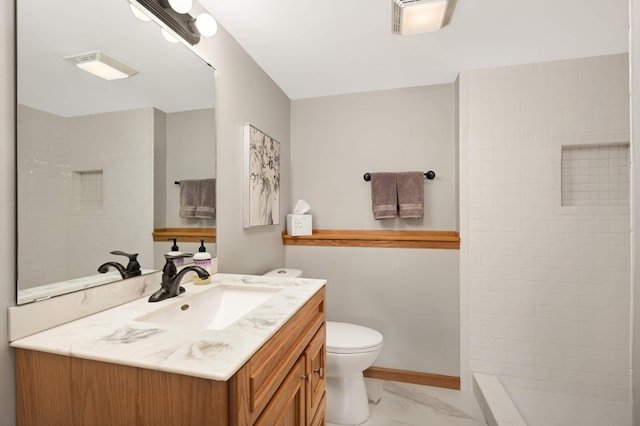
[305, 323, 326, 424]
[255, 357, 306, 426]
[310, 392, 326, 426]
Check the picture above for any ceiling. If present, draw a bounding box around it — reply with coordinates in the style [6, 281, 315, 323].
[199, 0, 629, 100]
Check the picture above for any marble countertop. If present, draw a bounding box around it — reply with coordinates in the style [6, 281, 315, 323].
[11, 273, 326, 381]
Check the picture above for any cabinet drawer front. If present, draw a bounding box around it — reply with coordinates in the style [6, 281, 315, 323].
[249, 288, 325, 419]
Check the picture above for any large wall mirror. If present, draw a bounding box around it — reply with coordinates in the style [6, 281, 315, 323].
[17, 0, 217, 304]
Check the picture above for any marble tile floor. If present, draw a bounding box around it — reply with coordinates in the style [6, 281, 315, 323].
[328, 380, 487, 426]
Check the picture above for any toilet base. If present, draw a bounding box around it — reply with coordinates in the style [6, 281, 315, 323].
[326, 372, 370, 425]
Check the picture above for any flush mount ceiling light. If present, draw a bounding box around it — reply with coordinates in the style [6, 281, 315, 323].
[65, 51, 138, 81]
[392, 0, 457, 35]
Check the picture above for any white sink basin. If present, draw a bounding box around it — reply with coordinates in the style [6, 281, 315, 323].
[136, 284, 281, 330]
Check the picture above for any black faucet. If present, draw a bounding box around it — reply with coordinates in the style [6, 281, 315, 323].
[98, 251, 142, 279]
[148, 254, 210, 302]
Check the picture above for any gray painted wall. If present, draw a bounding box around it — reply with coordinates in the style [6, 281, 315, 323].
[286, 84, 460, 376]
[632, 0, 639, 422]
[192, 24, 291, 275]
[165, 108, 216, 228]
[0, 0, 16, 422]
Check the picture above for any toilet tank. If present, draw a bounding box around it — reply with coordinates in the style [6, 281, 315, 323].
[263, 268, 303, 278]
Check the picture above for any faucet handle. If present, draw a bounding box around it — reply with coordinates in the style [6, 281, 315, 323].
[110, 251, 142, 276]
[162, 253, 193, 276]
[111, 250, 138, 260]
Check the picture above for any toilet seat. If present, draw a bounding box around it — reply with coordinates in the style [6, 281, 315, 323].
[326, 321, 383, 354]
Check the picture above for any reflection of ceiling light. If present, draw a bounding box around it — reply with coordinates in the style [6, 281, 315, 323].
[195, 13, 217, 37]
[161, 28, 180, 43]
[134, 0, 201, 45]
[131, 0, 218, 45]
[168, 0, 192, 14]
[392, 0, 457, 35]
[130, 3, 151, 21]
[65, 52, 138, 81]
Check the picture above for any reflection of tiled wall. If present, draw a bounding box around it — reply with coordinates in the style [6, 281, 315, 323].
[18, 105, 68, 288]
[459, 54, 630, 401]
[18, 105, 155, 289]
[72, 170, 103, 210]
[561, 144, 630, 207]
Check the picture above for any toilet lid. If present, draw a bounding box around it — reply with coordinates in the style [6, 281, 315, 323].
[326, 321, 383, 354]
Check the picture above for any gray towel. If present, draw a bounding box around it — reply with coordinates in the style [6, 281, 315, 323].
[179, 179, 197, 218]
[397, 171, 424, 219]
[370, 172, 398, 219]
[195, 178, 216, 220]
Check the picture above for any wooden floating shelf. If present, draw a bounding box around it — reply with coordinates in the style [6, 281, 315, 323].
[281, 229, 459, 250]
[152, 227, 216, 243]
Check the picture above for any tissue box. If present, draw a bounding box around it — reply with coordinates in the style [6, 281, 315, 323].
[287, 214, 312, 236]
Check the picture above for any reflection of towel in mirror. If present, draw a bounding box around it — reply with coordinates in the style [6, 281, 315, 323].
[370, 172, 398, 219]
[179, 179, 198, 218]
[195, 178, 216, 220]
[397, 171, 424, 219]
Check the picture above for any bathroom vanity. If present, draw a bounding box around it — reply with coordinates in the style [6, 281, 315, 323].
[12, 274, 326, 425]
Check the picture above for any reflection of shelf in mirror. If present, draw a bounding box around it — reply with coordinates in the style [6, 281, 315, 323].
[281, 229, 459, 249]
[152, 227, 216, 243]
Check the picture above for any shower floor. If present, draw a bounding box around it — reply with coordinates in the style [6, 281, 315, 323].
[505, 386, 630, 426]
[474, 373, 630, 426]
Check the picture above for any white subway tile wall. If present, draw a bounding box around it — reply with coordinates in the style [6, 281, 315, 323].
[18, 106, 155, 290]
[561, 144, 630, 207]
[459, 54, 630, 402]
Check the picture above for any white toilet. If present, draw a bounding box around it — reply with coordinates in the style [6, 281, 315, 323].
[325, 321, 383, 425]
[264, 268, 384, 425]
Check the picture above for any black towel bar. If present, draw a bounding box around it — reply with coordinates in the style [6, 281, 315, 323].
[363, 171, 435, 182]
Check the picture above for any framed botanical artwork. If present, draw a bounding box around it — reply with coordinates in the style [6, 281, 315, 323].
[243, 124, 280, 228]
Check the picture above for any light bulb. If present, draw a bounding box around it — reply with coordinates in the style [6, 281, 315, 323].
[161, 28, 179, 43]
[130, 4, 151, 22]
[168, 0, 192, 14]
[195, 13, 217, 37]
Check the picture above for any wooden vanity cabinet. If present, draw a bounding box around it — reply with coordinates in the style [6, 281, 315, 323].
[15, 287, 326, 426]
[229, 288, 326, 425]
[253, 323, 326, 426]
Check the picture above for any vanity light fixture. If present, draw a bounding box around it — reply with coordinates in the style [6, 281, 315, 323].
[195, 12, 218, 37]
[65, 51, 138, 81]
[392, 0, 457, 35]
[168, 0, 192, 14]
[130, 0, 218, 45]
